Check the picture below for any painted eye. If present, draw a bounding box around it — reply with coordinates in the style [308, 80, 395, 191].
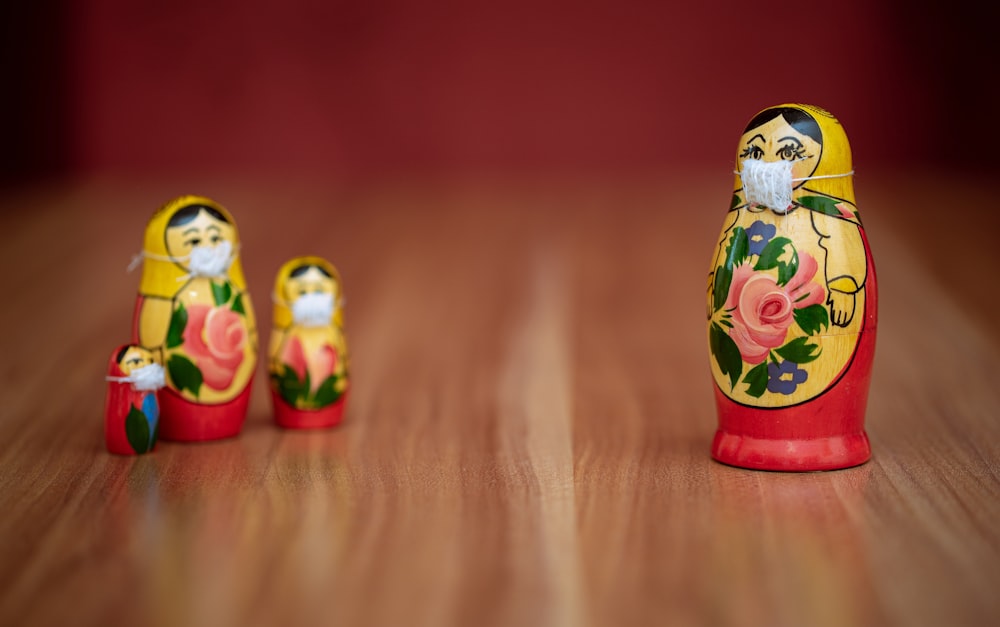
[185, 237, 202, 247]
[777, 144, 805, 161]
[210, 235, 222, 244]
[740, 145, 764, 160]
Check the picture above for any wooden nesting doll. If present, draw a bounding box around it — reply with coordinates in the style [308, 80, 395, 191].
[132, 196, 258, 441]
[268, 256, 350, 429]
[706, 104, 877, 471]
[104, 344, 163, 455]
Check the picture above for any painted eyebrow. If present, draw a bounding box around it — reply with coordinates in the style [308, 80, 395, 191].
[746, 134, 766, 144]
[777, 136, 803, 145]
[182, 227, 199, 236]
[206, 225, 222, 233]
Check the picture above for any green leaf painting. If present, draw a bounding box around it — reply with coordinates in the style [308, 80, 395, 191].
[753, 236, 799, 286]
[743, 362, 769, 398]
[713, 227, 750, 312]
[725, 227, 749, 269]
[313, 375, 344, 408]
[125, 406, 151, 454]
[275, 368, 306, 406]
[231, 293, 246, 315]
[713, 265, 732, 313]
[166, 302, 188, 349]
[273, 367, 344, 409]
[754, 236, 792, 271]
[211, 281, 232, 307]
[775, 337, 822, 364]
[710, 323, 742, 390]
[168, 354, 203, 397]
[799, 195, 854, 219]
[794, 304, 830, 336]
[776, 255, 799, 287]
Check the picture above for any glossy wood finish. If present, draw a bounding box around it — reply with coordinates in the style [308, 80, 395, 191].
[0, 172, 998, 627]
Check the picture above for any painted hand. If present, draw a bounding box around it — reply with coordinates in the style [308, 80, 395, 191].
[828, 291, 856, 327]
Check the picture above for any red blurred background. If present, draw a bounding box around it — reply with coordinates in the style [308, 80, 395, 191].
[2, 0, 995, 184]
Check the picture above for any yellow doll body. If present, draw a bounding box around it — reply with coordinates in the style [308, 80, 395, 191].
[706, 104, 873, 408]
[134, 196, 258, 405]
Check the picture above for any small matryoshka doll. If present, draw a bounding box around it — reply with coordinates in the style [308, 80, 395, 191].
[104, 344, 164, 455]
[268, 256, 350, 429]
[132, 196, 258, 441]
[705, 104, 877, 471]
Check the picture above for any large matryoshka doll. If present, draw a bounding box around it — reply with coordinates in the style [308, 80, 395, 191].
[706, 104, 877, 471]
[132, 196, 258, 441]
[268, 256, 350, 429]
[104, 344, 164, 455]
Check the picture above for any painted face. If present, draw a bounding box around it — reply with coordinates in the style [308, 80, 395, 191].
[118, 346, 156, 376]
[737, 116, 823, 188]
[283, 267, 337, 303]
[164, 209, 236, 268]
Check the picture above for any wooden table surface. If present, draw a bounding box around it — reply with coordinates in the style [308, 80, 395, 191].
[1, 170, 998, 627]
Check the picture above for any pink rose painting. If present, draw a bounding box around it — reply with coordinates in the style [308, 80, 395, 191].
[709, 220, 830, 397]
[281, 337, 337, 392]
[183, 304, 248, 390]
[725, 253, 824, 364]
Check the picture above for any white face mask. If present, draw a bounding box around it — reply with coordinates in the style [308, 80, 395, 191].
[107, 362, 166, 391]
[292, 292, 334, 327]
[740, 158, 795, 213]
[188, 240, 234, 277]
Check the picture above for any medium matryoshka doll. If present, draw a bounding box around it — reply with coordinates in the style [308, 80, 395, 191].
[706, 104, 877, 471]
[104, 344, 164, 455]
[132, 196, 258, 441]
[268, 256, 349, 429]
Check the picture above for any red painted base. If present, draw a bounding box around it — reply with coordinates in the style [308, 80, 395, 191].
[711, 325, 876, 472]
[711, 429, 870, 472]
[271, 390, 347, 429]
[158, 382, 252, 442]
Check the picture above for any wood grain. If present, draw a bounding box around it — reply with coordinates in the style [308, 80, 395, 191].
[0, 171, 998, 627]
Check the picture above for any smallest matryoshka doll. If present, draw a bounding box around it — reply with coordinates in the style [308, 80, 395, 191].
[268, 256, 350, 429]
[104, 344, 164, 455]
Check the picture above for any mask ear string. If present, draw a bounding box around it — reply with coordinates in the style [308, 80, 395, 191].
[126, 244, 240, 278]
[732, 167, 856, 182]
[127, 250, 186, 272]
[790, 170, 855, 182]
